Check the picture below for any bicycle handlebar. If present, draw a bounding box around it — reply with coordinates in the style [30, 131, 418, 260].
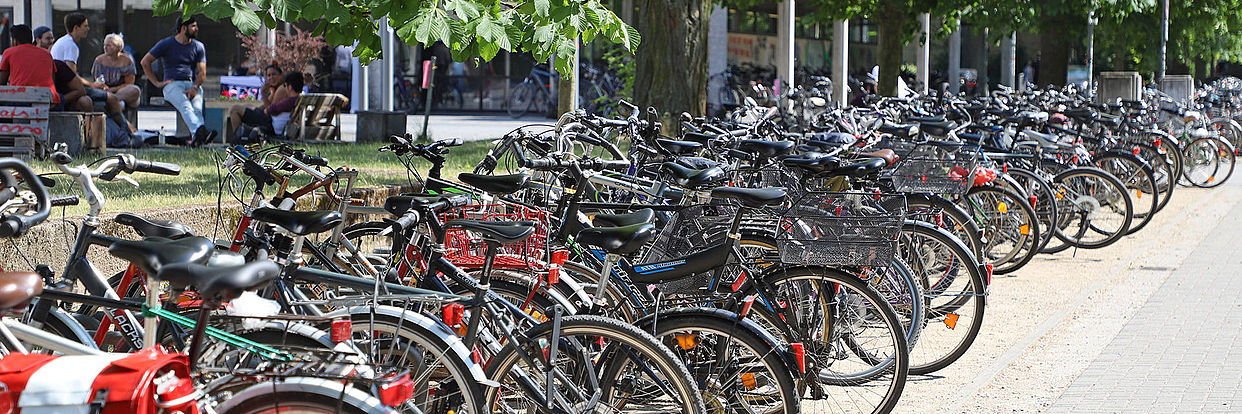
[0, 158, 51, 238]
[521, 156, 630, 172]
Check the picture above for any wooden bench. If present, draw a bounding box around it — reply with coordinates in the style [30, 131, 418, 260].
[0, 86, 52, 160]
[285, 93, 349, 141]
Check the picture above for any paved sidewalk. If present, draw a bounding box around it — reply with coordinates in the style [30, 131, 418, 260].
[135, 109, 549, 143]
[1047, 198, 1242, 413]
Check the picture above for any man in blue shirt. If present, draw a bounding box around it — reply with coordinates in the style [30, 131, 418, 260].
[140, 16, 217, 146]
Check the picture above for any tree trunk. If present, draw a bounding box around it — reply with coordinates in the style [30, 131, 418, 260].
[875, 4, 909, 97]
[1194, 56, 1208, 80]
[1037, 13, 1074, 87]
[634, 0, 711, 135]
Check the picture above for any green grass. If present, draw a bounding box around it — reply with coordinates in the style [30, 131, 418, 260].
[30, 140, 497, 216]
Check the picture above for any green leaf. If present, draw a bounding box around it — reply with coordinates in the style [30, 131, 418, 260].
[476, 14, 510, 49]
[303, 0, 326, 19]
[478, 40, 500, 61]
[428, 9, 451, 42]
[623, 23, 640, 50]
[271, 0, 297, 21]
[203, 0, 234, 20]
[533, 24, 556, 45]
[448, 0, 481, 20]
[534, 0, 551, 17]
[152, 0, 181, 16]
[232, 5, 264, 35]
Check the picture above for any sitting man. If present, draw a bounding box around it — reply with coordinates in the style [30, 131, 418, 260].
[0, 25, 61, 107]
[141, 16, 218, 146]
[232, 71, 304, 142]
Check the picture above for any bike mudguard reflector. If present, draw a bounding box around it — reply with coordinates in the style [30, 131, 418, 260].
[0, 347, 197, 413]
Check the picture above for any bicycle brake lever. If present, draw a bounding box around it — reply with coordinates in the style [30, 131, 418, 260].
[117, 176, 139, 188]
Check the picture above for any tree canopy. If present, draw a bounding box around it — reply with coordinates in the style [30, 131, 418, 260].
[161, 0, 640, 75]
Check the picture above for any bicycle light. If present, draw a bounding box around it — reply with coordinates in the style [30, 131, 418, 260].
[331, 319, 352, 343]
[379, 373, 416, 407]
[443, 303, 465, 327]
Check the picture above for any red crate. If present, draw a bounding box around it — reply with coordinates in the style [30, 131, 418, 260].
[439, 203, 551, 269]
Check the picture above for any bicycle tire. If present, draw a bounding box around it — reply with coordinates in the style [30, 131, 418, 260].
[1002, 167, 1059, 253]
[484, 314, 707, 414]
[1093, 152, 1159, 234]
[213, 378, 393, 413]
[1131, 141, 1177, 213]
[901, 194, 985, 260]
[897, 221, 987, 375]
[1046, 167, 1133, 250]
[647, 310, 801, 414]
[961, 186, 1040, 274]
[507, 82, 535, 118]
[1182, 136, 1236, 188]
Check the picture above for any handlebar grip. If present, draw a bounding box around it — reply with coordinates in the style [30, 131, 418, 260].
[0, 159, 50, 238]
[589, 159, 631, 171]
[395, 212, 420, 231]
[300, 154, 329, 168]
[600, 118, 628, 127]
[522, 158, 557, 170]
[131, 159, 182, 176]
[50, 194, 80, 207]
[729, 129, 749, 137]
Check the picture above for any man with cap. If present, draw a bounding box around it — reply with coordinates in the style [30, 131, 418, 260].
[141, 16, 217, 146]
[33, 26, 55, 50]
[0, 25, 61, 106]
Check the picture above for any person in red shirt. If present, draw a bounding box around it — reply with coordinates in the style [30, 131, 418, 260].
[0, 25, 61, 104]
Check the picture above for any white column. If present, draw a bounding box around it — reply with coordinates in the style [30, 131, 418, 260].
[832, 20, 849, 105]
[31, 0, 54, 28]
[350, 43, 365, 113]
[948, 18, 961, 95]
[706, 6, 728, 111]
[916, 14, 930, 93]
[1001, 32, 1016, 87]
[13, 1, 26, 25]
[776, 0, 796, 92]
[379, 19, 394, 111]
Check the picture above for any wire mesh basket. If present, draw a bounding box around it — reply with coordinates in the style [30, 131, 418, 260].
[886, 143, 981, 195]
[640, 202, 738, 294]
[773, 192, 906, 267]
[440, 203, 551, 269]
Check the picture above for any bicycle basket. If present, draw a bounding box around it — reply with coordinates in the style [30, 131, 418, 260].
[638, 202, 738, 295]
[773, 192, 906, 267]
[886, 144, 981, 195]
[440, 203, 551, 269]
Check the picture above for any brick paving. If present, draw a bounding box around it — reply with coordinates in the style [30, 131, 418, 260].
[1047, 197, 1242, 413]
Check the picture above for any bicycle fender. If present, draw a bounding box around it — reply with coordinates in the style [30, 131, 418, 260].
[631, 307, 800, 377]
[326, 305, 497, 388]
[46, 306, 99, 348]
[213, 376, 395, 413]
[1097, 150, 1155, 174]
[896, 193, 986, 246]
[477, 269, 587, 314]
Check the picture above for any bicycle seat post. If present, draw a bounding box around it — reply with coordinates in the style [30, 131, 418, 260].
[592, 253, 621, 312]
[142, 271, 161, 349]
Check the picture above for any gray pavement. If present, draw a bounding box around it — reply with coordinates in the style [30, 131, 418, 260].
[1047, 198, 1242, 413]
[135, 109, 550, 143]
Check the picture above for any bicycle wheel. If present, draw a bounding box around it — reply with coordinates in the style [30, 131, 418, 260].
[1047, 167, 1133, 250]
[1093, 152, 1159, 234]
[1131, 141, 1177, 213]
[484, 314, 707, 414]
[1002, 168, 1059, 253]
[901, 194, 985, 259]
[743, 266, 908, 414]
[961, 186, 1040, 274]
[342, 311, 485, 414]
[507, 82, 536, 118]
[649, 310, 801, 414]
[1182, 136, 1237, 188]
[897, 222, 987, 375]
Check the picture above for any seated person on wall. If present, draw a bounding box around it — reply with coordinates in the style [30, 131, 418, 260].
[231, 71, 304, 143]
[141, 16, 218, 147]
[226, 63, 292, 135]
[91, 33, 142, 110]
[0, 25, 62, 107]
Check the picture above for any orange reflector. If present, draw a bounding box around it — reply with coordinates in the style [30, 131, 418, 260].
[741, 373, 757, 390]
[1019, 224, 1030, 235]
[674, 334, 700, 350]
[1208, 176, 1216, 182]
[944, 313, 960, 330]
[997, 201, 1009, 214]
[790, 343, 806, 373]
[1135, 189, 1142, 199]
[1055, 191, 1065, 199]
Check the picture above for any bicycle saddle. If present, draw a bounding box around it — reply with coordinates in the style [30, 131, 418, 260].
[107, 236, 215, 276]
[444, 220, 536, 244]
[115, 213, 195, 240]
[805, 132, 860, 145]
[682, 132, 715, 144]
[918, 121, 954, 137]
[251, 208, 343, 236]
[674, 156, 721, 170]
[0, 272, 42, 313]
[782, 155, 841, 173]
[656, 139, 703, 155]
[661, 162, 726, 189]
[385, 193, 466, 217]
[734, 140, 796, 160]
[157, 260, 280, 302]
[458, 173, 529, 195]
[709, 186, 787, 208]
[906, 115, 946, 124]
[878, 124, 918, 138]
[576, 223, 658, 255]
[820, 157, 887, 178]
[855, 149, 898, 166]
[591, 208, 655, 228]
[958, 132, 987, 145]
[1062, 108, 1096, 121]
